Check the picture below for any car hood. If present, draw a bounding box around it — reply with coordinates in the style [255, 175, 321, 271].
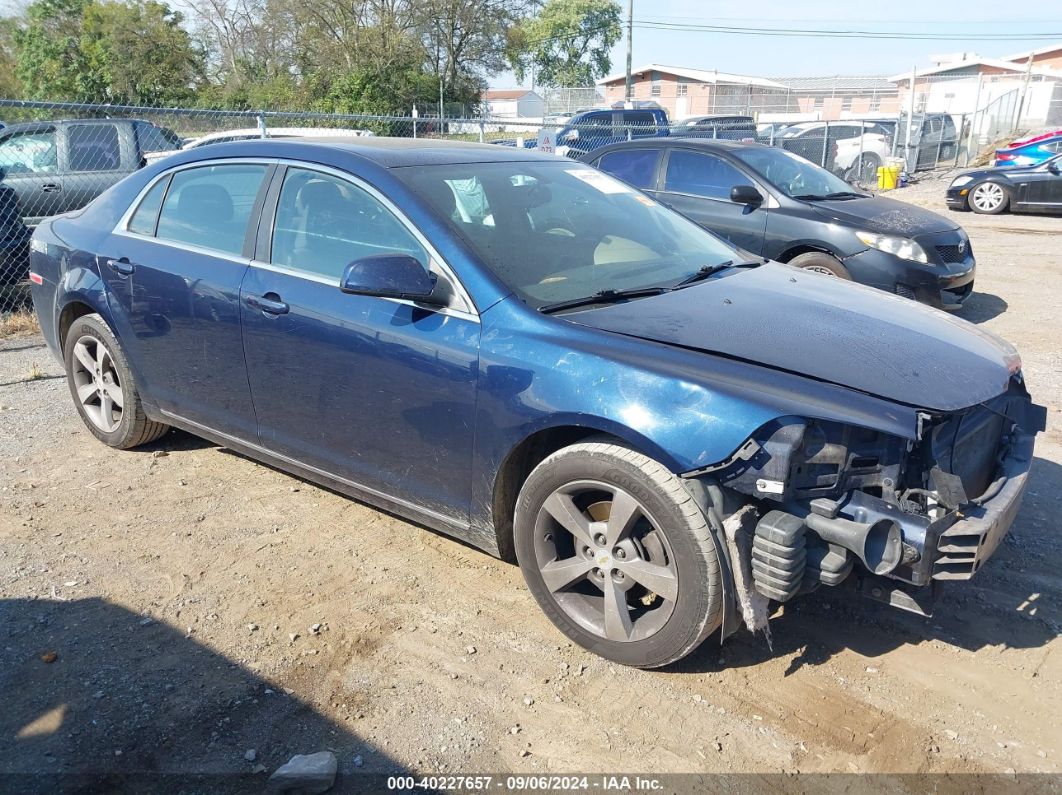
[808, 195, 958, 235]
[567, 262, 1015, 412]
[959, 164, 1039, 181]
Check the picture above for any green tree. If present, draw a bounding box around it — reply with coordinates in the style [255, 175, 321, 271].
[13, 0, 89, 100]
[508, 0, 621, 87]
[13, 0, 203, 103]
[80, 1, 204, 104]
[0, 17, 23, 96]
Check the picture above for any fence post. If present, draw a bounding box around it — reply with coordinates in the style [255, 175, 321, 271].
[256, 113, 267, 138]
[821, 120, 829, 167]
[479, 118, 485, 143]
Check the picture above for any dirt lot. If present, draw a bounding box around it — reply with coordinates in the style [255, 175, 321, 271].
[2, 178, 1061, 790]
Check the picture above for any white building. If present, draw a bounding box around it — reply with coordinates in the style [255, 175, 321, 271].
[482, 89, 545, 119]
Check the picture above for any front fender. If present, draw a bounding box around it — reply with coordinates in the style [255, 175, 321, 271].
[470, 297, 920, 534]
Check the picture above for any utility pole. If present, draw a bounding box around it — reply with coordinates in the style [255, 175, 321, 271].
[624, 0, 633, 103]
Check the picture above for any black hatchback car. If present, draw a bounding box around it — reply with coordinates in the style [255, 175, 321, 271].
[584, 139, 976, 310]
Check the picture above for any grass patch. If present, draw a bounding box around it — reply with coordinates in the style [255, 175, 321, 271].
[0, 309, 41, 339]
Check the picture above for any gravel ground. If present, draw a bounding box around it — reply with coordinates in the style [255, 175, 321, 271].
[2, 181, 1061, 790]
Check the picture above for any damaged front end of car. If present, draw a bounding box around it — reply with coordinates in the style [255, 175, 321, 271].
[687, 375, 1046, 628]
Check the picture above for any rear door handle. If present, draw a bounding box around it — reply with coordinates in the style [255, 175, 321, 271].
[41, 183, 62, 193]
[245, 293, 290, 316]
[106, 257, 135, 276]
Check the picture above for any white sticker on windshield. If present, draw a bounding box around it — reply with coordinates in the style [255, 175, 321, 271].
[564, 168, 635, 194]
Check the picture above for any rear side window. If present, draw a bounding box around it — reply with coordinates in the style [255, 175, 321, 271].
[155, 164, 267, 256]
[623, 112, 657, 137]
[135, 122, 181, 153]
[127, 176, 170, 236]
[68, 124, 121, 172]
[270, 167, 427, 279]
[663, 150, 752, 200]
[595, 149, 659, 189]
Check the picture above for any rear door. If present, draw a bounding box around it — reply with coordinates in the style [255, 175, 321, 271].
[101, 161, 271, 438]
[0, 127, 61, 225]
[60, 122, 130, 214]
[655, 147, 768, 253]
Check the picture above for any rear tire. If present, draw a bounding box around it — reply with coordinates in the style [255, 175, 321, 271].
[514, 438, 722, 668]
[848, 153, 881, 185]
[968, 181, 1010, 215]
[63, 313, 168, 449]
[788, 251, 851, 279]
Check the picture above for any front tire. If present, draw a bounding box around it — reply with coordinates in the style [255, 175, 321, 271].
[968, 181, 1010, 214]
[514, 439, 723, 668]
[788, 251, 851, 279]
[63, 313, 168, 449]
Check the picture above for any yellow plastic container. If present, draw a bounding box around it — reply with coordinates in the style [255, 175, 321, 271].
[877, 164, 901, 190]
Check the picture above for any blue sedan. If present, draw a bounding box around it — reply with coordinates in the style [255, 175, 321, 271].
[28, 138, 1043, 667]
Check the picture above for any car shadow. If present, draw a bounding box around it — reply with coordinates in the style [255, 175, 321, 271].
[671, 454, 1061, 676]
[0, 597, 412, 793]
[956, 291, 1008, 324]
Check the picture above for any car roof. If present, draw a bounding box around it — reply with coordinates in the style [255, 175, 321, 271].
[184, 136, 560, 167]
[589, 138, 762, 156]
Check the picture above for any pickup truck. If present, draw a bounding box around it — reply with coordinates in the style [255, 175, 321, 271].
[0, 118, 179, 284]
[0, 118, 181, 227]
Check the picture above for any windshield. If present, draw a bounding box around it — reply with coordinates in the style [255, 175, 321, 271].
[396, 161, 738, 310]
[732, 146, 862, 199]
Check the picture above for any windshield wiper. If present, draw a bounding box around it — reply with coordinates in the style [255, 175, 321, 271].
[671, 259, 763, 290]
[793, 191, 866, 201]
[538, 286, 669, 314]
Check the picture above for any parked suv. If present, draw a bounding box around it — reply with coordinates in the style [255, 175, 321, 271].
[775, 121, 892, 181]
[0, 119, 181, 226]
[554, 107, 670, 158]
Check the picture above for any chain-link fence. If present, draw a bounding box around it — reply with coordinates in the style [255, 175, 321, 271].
[2, 74, 1059, 317]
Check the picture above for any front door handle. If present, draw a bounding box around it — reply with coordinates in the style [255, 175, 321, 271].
[41, 183, 62, 193]
[246, 293, 290, 316]
[106, 257, 135, 276]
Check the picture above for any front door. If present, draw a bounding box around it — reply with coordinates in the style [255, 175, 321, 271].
[101, 162, 270, 438]
[655, 148, 768, 254]
[240, 166, 480, 522]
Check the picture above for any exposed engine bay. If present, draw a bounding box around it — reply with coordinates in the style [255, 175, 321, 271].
[691, 377, 1046, 617]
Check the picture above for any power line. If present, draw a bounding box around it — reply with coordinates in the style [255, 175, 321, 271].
[631, 20, 1062, 41]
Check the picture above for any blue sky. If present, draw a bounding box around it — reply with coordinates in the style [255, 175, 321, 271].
[493, 0, 1062, 86]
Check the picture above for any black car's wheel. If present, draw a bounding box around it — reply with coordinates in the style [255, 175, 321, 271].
[968, 181, 1010, 214]
[514, 438, 723, 668]
[63, 313, 168, 449]
[788, 251, 851, 279]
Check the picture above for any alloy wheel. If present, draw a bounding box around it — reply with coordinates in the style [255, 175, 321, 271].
[971, 182, 1005, 212]
[70, 335, 124, 433]
[532, 480, 678, 642]
[802, 265, 837, 276]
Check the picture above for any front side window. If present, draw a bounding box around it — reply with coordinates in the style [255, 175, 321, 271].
[271, 168, 427, 279]
[155, 164, 267, 255]
[732, 146, 859, 199]
[0, 131, 58, 175]
[397, 161, 737, 309]
[663, 149, 752, 201]
[68, 124, 121, 172]
[595, 149, 659, 190]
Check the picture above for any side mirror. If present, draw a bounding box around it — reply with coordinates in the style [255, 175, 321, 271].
[1048, 159, 1061, 175]
[340, 254, 442, 304]
[730, 185, 764, 206]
